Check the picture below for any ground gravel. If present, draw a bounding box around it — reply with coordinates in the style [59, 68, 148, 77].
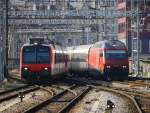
[1, 89, 51, 113]
[69, 89, 138, 113]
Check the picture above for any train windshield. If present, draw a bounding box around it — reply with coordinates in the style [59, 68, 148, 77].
[36, 46, 50, 63]
[105, 50, 127, 59]
[23, 46, 50, 64]
[23, 47, 36, 63]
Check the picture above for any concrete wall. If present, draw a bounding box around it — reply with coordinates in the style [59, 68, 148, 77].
[140, 60, 150, 78]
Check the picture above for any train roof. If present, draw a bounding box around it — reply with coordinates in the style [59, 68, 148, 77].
[21, 43, 65, 51]
[67, 44, 93, 51]
[94, 40, 126, 49]
[22, 43, 50, 47]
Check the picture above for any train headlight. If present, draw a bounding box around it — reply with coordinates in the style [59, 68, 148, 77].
[106, 66, 111, 69]
[122, 66, 127, 68]
[34, 42, 38, 45]
[44, 67, 48, 71]
[112, 105, 115, 108]
[24, 67, 28, 70]
[107, 105, 110, 108]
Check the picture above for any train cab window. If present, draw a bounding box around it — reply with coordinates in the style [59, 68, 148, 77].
[23, 47, 36, 63]
[36, 46, 50, 63]
[105, 50, 127, 59]
[100, 52, 103, 57]
[23, 46, 50, 64]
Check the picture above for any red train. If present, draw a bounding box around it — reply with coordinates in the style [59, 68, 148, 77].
[20, 42, 68, 81]
[68, 40, 129, 80]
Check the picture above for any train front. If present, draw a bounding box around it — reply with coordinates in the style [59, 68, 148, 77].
[20, 44, 52, 81]
[104, 48, 129, 80]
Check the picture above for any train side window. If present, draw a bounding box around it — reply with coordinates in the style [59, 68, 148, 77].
[100, 52, 103, 57]
[55, 52, 64, 63]
[58, 53, 60, 63]
[55, 52, 57, 64]
[99, 50, 103, 57]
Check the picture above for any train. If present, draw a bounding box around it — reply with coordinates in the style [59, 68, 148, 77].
[20, 39, 129, 82]
[20, 39, 68, 81]
[67, 40, 129, 80]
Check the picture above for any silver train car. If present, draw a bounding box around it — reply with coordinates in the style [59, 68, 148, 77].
[67, 44, 92, 74]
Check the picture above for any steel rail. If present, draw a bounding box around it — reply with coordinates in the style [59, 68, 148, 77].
[0, 84, 30, 95]
[58, 86, 91, 113]
[23, 85, 77, 113]
[115, 80, 150, 87]
[0, 86, 39, 103]
[65, 77, 143, 113]
[91, 85, 142, 113]
[65, 77, 150, 98]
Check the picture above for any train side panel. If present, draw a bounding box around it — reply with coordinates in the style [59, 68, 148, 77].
[69, 45, 91, 75]
[51, 45, 67, 79]
[88, 48, 101, 77]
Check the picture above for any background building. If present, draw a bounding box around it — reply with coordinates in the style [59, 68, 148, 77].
[117, 0, 150, 55]
[8, 0, 118, 59]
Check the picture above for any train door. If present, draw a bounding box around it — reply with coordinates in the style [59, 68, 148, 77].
[59, 47, 65, 74]
[54, 46, 64, 76]
[88, 47, 100, 76]
[95, 48, 100, 70]
[52, 46, 58, 77]
[99, 49, 104, 72]
[88, 48, 97, 71]
[54, 46, 60, 76]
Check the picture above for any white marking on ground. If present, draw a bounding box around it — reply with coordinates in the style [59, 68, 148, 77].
[86, 96, 104, 113]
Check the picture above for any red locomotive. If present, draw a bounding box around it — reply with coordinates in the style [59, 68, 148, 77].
[68, 40, 129, 80]
[20, 39, 68, 82]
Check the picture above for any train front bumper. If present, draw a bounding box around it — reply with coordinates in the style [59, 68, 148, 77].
[21, 68, 51, 80]
[104, 66, 129, 79]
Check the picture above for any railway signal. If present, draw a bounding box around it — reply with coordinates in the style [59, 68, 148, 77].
[104, 100, 115, 113]
[18, 91, 25, 102]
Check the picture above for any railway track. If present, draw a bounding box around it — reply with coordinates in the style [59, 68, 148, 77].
[0, 83, 74, 113]
[23, 85, 91, 113]
[64, 77, 149, 113]
[115, 80, 150, 88]
[0, 85, 40, 103]
[0, 84, 30, 95]
[2, 76, 149, 113]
